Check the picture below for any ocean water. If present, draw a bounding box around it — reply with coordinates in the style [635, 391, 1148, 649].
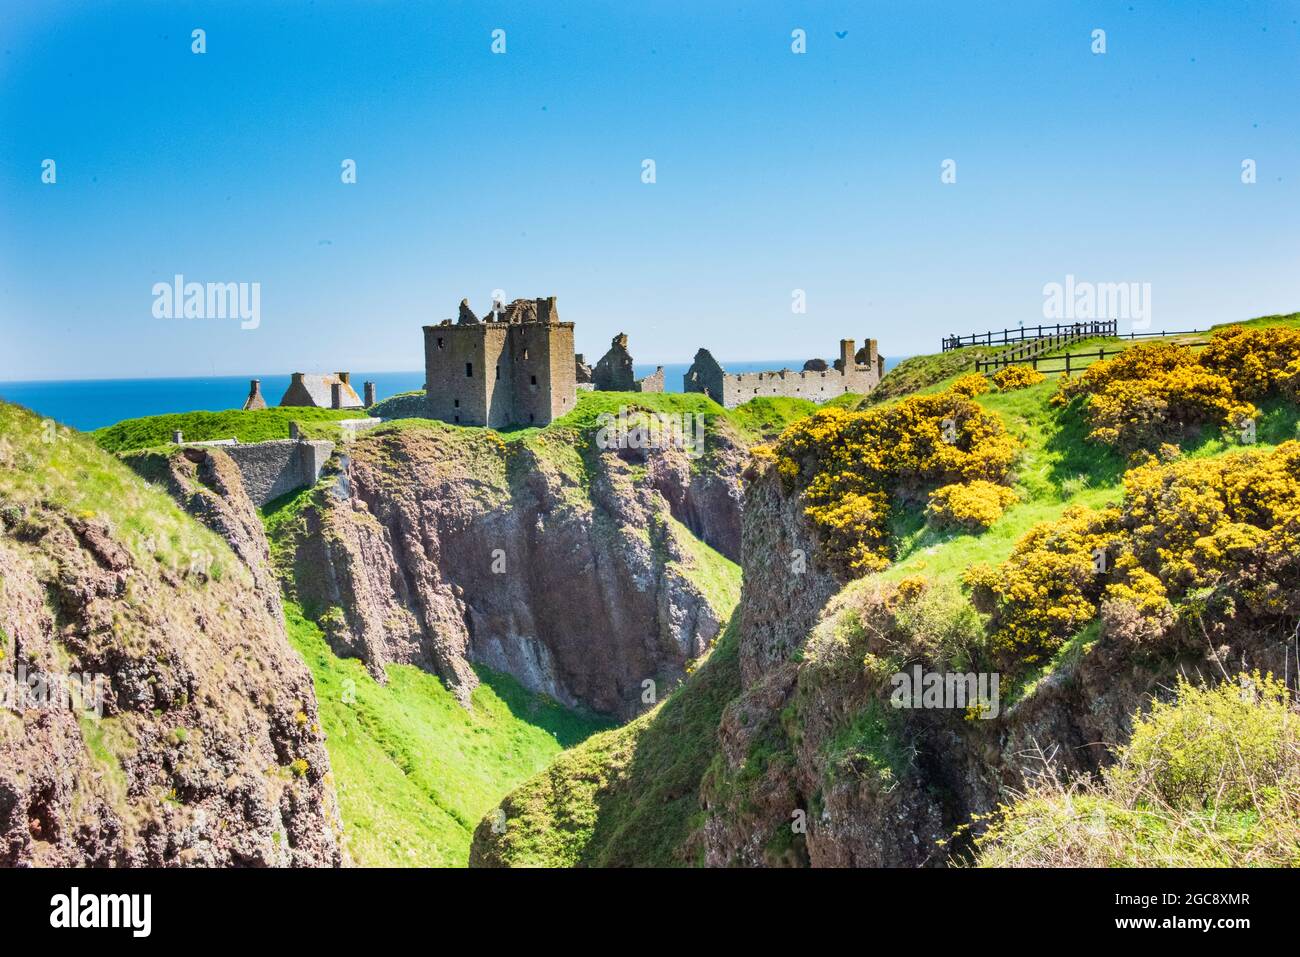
[0, 358, 901, 433]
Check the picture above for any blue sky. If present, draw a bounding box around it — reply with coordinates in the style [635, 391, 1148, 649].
[1, 0, 1297, 380]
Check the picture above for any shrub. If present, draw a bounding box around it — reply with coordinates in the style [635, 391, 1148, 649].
[805, 576, 986, 681]
[967, 442, 1300, 677]
[1084, 366, 1251, 451]
[1121, 442, 1300, 595]
[964, 505, 1121, 672]
[1116, 673, 1296, 812]
[973, 672, 1300, 867]
[891, 577, 987, 671]
[949, 373, 990, 398]
[925, 480, 1017, 531]
[1054, 342, 1253, 450]
[1099, 562, 1174, 644]
[1199, 325, 1300, 400]
[1282, 357, 1300, 403]
[775, 389, 1018, 575]
[1052, 330, 1300, 451]
[990, 365, 1046, 391]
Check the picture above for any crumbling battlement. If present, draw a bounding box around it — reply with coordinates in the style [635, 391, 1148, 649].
[684, 338, 883, 408]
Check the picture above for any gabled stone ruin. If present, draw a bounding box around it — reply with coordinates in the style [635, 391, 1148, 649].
[279, 372, 365, 410]
[242, 378, 268, 411]
[592, 332, 664, 393]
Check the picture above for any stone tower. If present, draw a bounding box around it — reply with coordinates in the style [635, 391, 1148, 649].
[423, 296, 577, 427]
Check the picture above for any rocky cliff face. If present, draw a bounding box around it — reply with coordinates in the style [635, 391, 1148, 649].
[274, 421, 745, 718]
[0, 408, 343, 866]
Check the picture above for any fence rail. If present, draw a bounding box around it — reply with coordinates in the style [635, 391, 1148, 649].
[976, 337, 1211, 375]
[982, 324, 1105, 367]
[942, 320, 1117, 352]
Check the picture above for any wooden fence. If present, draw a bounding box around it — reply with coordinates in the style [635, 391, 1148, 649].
[975, 338, 1210, 375]
[941, 320, 1117, 352]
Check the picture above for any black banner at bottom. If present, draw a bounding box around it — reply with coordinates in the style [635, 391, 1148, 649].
[0, 866, 1278, 944]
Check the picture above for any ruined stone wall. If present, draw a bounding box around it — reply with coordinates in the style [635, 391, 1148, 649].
[686, 340, 883, 409]
[635, 366, 665, 393]
[721, 365, 877, 407]
[482, 325, 514, 428]
[219, 439, 335, 507]
[544, 322, 577, 422]
[424, 306, 576, 428]
[683, 349, 727, 403]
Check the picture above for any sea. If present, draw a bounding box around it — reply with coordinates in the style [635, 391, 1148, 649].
[0, 358, 902, 433]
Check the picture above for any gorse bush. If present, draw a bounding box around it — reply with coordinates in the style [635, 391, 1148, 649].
[966, 442, 1300, 677]
[949, 373, 990, 398]
[1121, 442, 1300, 595]
[1054, 342, 1252, 451]
[1199, 325, 1300, 400]
[925, 480, 1018, 532]
[990, 365, 1045, 391]
[965, 505, 1121, 671]
[774, 389, 1018, 574]
[1054, 326, 1300, 451]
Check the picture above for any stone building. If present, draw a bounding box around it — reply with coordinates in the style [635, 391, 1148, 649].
[278, 372, 366, 410]
[423, 296, 577, 427]
[684, 338, 884, 408]
[592, 333, 664, 393]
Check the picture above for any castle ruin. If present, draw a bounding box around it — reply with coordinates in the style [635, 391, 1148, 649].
[423, 296, 577, 427]
[684, 338, 884, 408]
[592, 333, 664, 393]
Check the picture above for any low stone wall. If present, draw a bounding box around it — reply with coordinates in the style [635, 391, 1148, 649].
[217, 439, 336, 507]
[337, 417, 383, 434]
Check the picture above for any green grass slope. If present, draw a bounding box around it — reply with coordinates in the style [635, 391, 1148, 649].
[284, 601, 611, 866]
[879, 313, 1300, 587]
[866, 346, 1001, 404]
[255, 400, 744, 867]
[0, 402, 233, 573]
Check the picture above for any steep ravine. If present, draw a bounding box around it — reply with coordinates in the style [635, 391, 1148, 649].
[268, 421, 745, 719]
[117, 407, 746, 865]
